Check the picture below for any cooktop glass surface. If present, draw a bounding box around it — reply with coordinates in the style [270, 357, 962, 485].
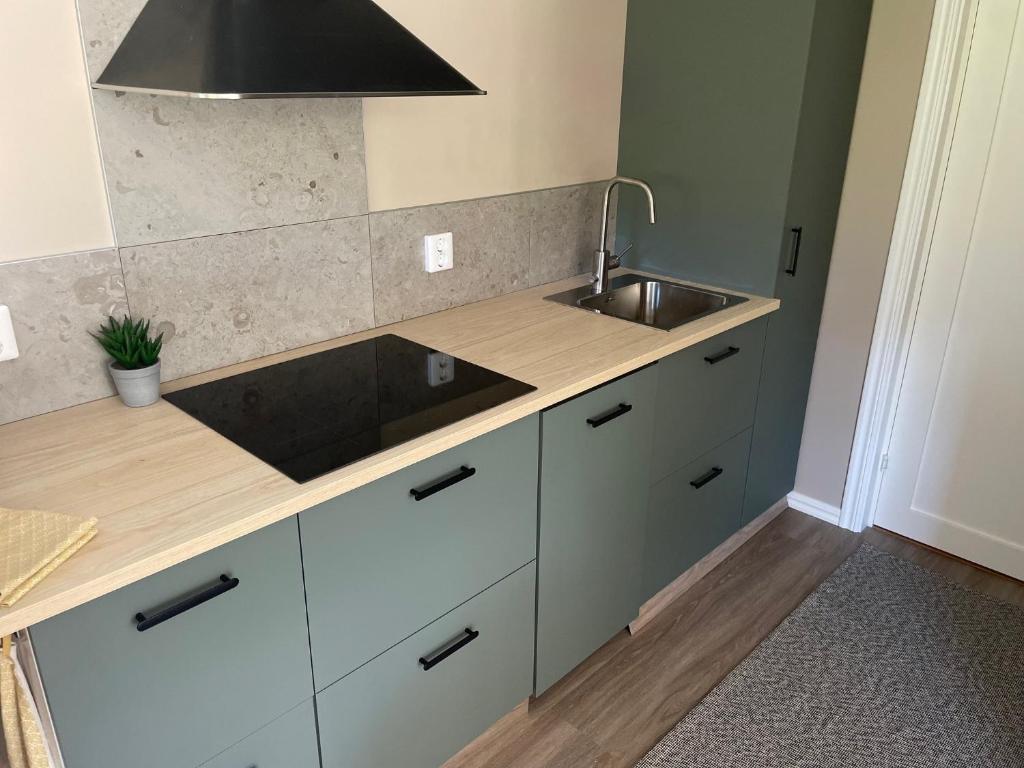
[163, 334, 536, 483]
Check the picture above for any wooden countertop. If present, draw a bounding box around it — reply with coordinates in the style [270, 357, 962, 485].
[0, 271, 778, 635]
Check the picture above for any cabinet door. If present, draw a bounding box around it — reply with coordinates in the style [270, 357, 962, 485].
[650, 318, 766, 483]
[616, 0, 817, 296]
[643, 429, 752, 601]
[300, 415, 538, 691]
[743, 0, 872, 522]
[200, 700, 319, 768]
[535, 365, 657, 694]
[317, 563, 535, 768]
[30, 518, 313, 768]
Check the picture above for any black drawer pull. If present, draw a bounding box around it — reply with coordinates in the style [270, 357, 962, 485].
[690, 467, 724, 489]
[704, 346, 740, 365]
[785, 226, 803, 276]
[587, 402, 633, 428]
[410, 465, 476, 501]
[134, 574, 239, 632]
[419, 627, 480, 671]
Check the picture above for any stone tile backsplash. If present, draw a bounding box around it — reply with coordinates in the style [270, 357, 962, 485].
[121, 217, 375, 380]
[2, 182, 607, 425]
[92, 93, 368, 247]
[369, 194, 532, 326]
[0, 250, 129, 425]
[527, 183, 609, 288]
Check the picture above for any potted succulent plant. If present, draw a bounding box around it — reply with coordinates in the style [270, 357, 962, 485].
[91, 315, 164, 407]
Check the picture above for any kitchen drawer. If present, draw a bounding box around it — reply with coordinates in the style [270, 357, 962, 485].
[30, 518, 313, 768]
[535, 365, 657, 694]
[642, 428, 752, 601]
[300, 414, 538, 691]
[200, 699, 319, 768]
[317, 562, 535, 768]
[650, 318, 765, 483]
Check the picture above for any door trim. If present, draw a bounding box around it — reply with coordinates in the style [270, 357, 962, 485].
[841, 0, 980, 532]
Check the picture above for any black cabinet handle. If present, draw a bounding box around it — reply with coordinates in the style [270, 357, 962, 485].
[704, 346, 740, 365]
[785, 226, 803, 276]
[419, 627, 480, 671]
[410, 465, 476, 501]
[134, 574, 239, 632]
[587, 402, 633, 428]
[690, 467, 724, 489]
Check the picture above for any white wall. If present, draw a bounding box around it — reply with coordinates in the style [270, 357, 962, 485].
[0, 0, 114, 262]
[363, 0, 627, 212]
[793, 0, 935, 511]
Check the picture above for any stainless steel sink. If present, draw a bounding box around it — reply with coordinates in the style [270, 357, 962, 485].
[545, 273, 747, 331]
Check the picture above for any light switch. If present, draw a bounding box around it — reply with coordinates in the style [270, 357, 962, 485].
[424, 232, 454, 273]
[0, 305, 19, 362]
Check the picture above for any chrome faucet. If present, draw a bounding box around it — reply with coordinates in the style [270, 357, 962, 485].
[593, 176, 656, 294]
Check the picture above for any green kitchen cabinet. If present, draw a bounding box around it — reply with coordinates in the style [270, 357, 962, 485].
[649, 318, 766, 484]
[199, 699, 320, 768]
[535, 365, 658, 695]
[617, 0, 872, 521]
[29, 518, 313, 768]
[300, 414, 538, 691]
[643, 428, 753, 601]
[317, 563, 536, 768]
[742, 0, 873, 522]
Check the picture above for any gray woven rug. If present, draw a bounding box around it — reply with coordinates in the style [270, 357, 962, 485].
[636, 544, 1024, 767]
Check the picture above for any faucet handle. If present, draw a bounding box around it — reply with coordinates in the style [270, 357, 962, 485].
[608, 242, 633, 269]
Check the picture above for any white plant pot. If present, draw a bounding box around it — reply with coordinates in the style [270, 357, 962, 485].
[108, 359, 161, 407]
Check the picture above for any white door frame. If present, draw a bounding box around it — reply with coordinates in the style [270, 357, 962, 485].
[840, 0, 981, 532]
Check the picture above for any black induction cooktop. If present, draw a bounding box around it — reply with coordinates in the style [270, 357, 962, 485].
[163, 334, 536, 483]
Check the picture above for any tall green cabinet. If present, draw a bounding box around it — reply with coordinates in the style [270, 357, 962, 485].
[616, 0, 872, 520]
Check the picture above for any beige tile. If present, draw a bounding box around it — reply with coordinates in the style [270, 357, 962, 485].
[121, 217, 375, 380]
[0, 250, 129, 425]
[92, 91, 368, 247]
[369, 196, 531, 326]
[527, 183, 610, 288]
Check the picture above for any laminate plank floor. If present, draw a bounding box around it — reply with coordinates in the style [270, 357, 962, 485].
[447, 508, 1024, 768]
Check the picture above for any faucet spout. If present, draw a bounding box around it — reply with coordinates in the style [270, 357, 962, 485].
[594, 176, 656, 294]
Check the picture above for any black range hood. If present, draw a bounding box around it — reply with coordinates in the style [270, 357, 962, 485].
[93, 0, 486, 99]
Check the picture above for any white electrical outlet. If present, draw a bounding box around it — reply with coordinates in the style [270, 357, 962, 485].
[427, 351, 455, 386]
[0, 305, 19, 362]
[424, 232, 454, 273]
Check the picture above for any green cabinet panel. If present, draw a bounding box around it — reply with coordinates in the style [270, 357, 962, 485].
[743, 0, 873, 522]
[317, 563, 535, 768]
[650, 318, 766, 484]
[200, 699, 319, 768]
[535, 365, 658, 694]
[643, 428, 753, 601]
[617, 0, 817, 295]
[300, 415, 538, 691]
[30, 518, 313, 768]
[616, 0, 872, 522]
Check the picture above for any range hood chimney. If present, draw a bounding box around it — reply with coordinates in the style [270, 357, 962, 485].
[93, 0, 486, 99]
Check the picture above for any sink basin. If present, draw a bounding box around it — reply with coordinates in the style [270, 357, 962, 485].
[545, 273, 747, 331]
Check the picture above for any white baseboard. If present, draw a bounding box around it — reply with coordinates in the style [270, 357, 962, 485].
[787, 492, 841, 526]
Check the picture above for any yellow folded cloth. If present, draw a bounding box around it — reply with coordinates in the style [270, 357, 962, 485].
[0, 508, 97, 608]
[1, 636, 53, 768]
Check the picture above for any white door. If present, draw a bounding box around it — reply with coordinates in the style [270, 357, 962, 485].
[874, 0, 1024, 579]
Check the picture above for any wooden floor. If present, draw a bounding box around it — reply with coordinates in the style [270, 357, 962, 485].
[447, 508, 1024, 768]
